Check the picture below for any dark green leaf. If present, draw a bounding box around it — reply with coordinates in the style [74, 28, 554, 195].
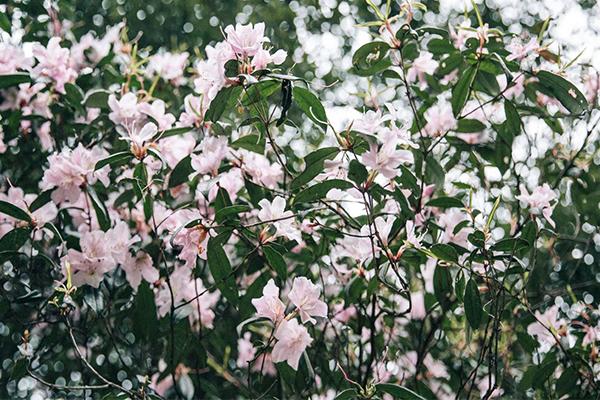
[0, 200, 31, 222]
[294, 179, 353, 204]
[291, 147, 339, 189]
[230, 134, 265, 154]
[169, 156, 193, 188]
[207, 237, 238, 305]
[352, 42, 392, 76]
[536, 70, 587, 114]
[426, 197, 463, 208]
[215, 205, 251, 224]
[84, 89, 110, 109]
[430, 243, 458, 263]
[451, 65, 477, 116]
[348, 159, 368, 185]
[0, 73, 32, 90]
[0, 228, 31, 252]
[464, 278, 482, 329]
[376, 383, 427, 400]
[263, 246, 287, 280]
[433, 264, 453, 311]
[456, 119, 485, 133]
[95, 151, 133, 170]
[86, 186, 111, 231]
[293, 86, 327, 129]
[205, 85, 242, 122]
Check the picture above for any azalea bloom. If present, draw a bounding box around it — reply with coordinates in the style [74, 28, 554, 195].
[108, 92, 141, 127]
[121, 251, 159, 290]
[374, 215, 395, 247]
[146, 51, 189, 84]
[63, 230, 115, 288]
[139, 100, 176, 131]
[257, 196, 301, 242]
[406, 51, 438, 88]
[516, 183, 557, 228]
[251, 279, 286, 324]
[41, 143, 110, 203]
[190, 136, 229, 176]
[424, 100, 457, 136]
[506, 37, 539, 62]
[172, 224, 210, 268]
[122, 122, 157, 159]
[288, 277, 328, 324]
[252, 48, 287, 70]
[32, 37, 77, 93]
[225, 23, 267, 57]
[361, 141, 413, 179]
[271, 318, 313, 370]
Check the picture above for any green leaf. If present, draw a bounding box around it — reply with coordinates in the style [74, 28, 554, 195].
[468, 230, 485, 248]
[0, 73, 32, 90]
[430, 244, 458, 263]
[0, 12, 10, 33]
[490, 237, 529, 252]
[84, 89, 110, 109]
[456, 119, 485, 133]
[95, 151, 133, 170]
[352, 42, 392, 76]
[536, 70, 588, 114]
[230, 134, 265, 154]
[214, 205, 251, 224]
[464, 278, 482, 329]
[433, 264, 453, 311]
[0, 228, 31, 252]
[293, 86, 327, 129]
[334, 389, 359, 400]
[504, 100, 521, 137]
[86, 186, 111, 232]
[169, 156, 193, 188]
[133, 281, 158, 342]
[348, 159, 368, 185]
[160, 127, 192, 138]
[451, 65, 477, 116]
[376, 383, 427, 399]
[0, 200, 31, 222]
[294, 179, 353, 204]
[207, 237, 237, 305]
[426, 196, 463, 208]
[64, 83, 84, 110]
[291, 147, 339, 189]
[29, 190, 53, 213]
[263, 245, 287, 280]
[556, 368, 578, 397]
[205, 85, 242, 122]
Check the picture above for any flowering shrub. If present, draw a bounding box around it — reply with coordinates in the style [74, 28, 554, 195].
[1, 1, 600, 399]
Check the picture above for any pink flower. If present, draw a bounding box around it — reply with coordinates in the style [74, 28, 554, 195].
[361, 141, 413, 179]
[190, 136, 229, 176]
[225, 23, 267, 57]
[178, 95, 206, 127]
[271, 318, 313, 370]
[41, 143, 110, 204]
[139, 100, 176, 131]
[207, 168, 245, 202]
[251, 279, 286, 324]
[108, 92, 141, 127]
[288, 277, 328, 324]
[146, 51, 189, 84]
[238, 150, 283, 188]
[121, 251, 159, 290]
[237, 332, 277, 376]
[107, 220, 138, 264]
[257, 196, 301, 242]
[252, 48, 287, 70]
[122, 122, 157, 159]
[516, 183, 557, 228]
[424, 101, 457, 136]
[64, 230, 115, 288]
[527, 305, 563, 348]
[172, 224, 210, 268]
[32, 37, 77, 93]
[374, 215, 396, 247]
[0, 43, 33, 74]
[506, 37, 539, 62]
[352, 110, 392, 136]
[406, 51, 438, 88]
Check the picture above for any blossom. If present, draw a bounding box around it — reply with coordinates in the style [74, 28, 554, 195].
[406, 51, 438, 88]
[252, 48, 287, 70]
[238, 150, 283, 188]
[190, 136, 229, 176]
[288, 277, 328, 324]
[361, 141, 413, 179]
[251, 279, 286, 324]
[172, 224, 210, 268]
[108, 92, 140, 127]
[41, 143, 110, 203]
[32, 37, 77, 93]
[374, 215, 395, 247]
[64, 230, 115, 288]
[122, 122, 157, 159]
[121, 251, 159, 290]
[225, 23, 267, 57]
[271, 318, 313, 370]
[516, 183, 557, 228]
[139, 100, 176, 131]
[257, 196, 301, 242]
[506, 37, 539, 62]
[527, 305, 564, 349]
[146, 51, 189, 84]
[0, 42, 33, 74]
[424, 101, 457, 136]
